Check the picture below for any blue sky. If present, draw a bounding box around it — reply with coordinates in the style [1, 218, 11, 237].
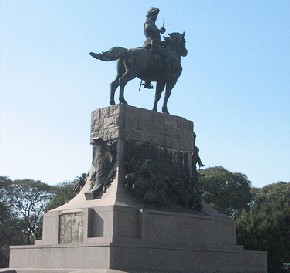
[1, 0, 289, 187]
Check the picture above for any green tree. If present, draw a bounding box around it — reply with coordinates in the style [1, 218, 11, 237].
[199, 166, 253, 219]
[0, 177, 24, 267]
[0, 176, 76, 267]
[4, 179, 53, 244]
[237, 182, 290, 273]
[45, 181, 75, 211]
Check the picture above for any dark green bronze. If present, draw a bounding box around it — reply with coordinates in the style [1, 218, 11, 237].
[143, 7, 166, 53]
[143, 7, 166, 89]
[85, 138, 117, 200]
[123, 141, 202, 211]
[89, 8, 188, 114]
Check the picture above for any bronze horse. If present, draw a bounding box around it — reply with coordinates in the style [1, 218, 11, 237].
[89, 32, 188, 114]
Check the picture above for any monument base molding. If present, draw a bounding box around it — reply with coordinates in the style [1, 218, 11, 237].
[9, 206, 266, 273]
[9, 246, 267, 273]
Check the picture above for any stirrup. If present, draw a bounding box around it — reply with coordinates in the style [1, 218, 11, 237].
[143, 82, 154, 89]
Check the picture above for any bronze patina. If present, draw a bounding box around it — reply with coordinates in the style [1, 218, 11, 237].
[90, 8, 188, 114]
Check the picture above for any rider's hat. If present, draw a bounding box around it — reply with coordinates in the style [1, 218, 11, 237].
[146, 7, 160, 17]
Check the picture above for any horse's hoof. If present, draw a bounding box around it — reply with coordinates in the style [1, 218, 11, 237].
[120, 99, 128, 105]
[162, 108, 170, 114]
[110, 100, 116, 105]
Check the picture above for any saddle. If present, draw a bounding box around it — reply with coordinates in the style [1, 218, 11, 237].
[143, 39, 167, 53]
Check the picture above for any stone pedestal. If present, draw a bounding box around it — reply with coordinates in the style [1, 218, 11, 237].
[8, 105, 267, 273]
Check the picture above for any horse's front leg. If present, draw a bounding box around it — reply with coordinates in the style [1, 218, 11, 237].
[118, 82, 127, 105]
[153, 81, 165, 111]
[162, 80, 176, 114]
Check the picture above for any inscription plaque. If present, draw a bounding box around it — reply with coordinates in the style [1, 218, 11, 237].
[59, 213, 84, 244]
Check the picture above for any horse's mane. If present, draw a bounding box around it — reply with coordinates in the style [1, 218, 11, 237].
[162, 32, 182, 47]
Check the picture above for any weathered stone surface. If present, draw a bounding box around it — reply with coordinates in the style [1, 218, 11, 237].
[90, 105, 194, 151]
[59, 212, 84, 244]
[9, 206, 267, 273]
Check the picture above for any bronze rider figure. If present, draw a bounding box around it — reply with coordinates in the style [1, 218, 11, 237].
[143, 7, 166, 89]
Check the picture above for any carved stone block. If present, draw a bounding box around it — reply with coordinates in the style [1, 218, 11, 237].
[59, 213, 84, 244]
[90, 104, 194, 151]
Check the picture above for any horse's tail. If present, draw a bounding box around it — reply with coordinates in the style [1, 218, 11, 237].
[89, 47, 127, 61]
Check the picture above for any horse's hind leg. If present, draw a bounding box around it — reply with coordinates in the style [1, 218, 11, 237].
[153, 81, 165, 111]
[110, 76, 120, 105]
[119, 70, 136, 104]
[110, 60, 126, 105]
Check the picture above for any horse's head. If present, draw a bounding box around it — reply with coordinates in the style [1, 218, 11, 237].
[165, 32, 188, 57]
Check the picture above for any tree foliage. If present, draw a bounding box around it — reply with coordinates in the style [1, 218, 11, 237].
[237, 182, 290, 273]
[199, 169, 289, 272]
[0, 177, 24, 267]
[199, 166, 253, 218]
[45, 180, 75, 211]
[3, 178, 53, 244]
[0, 176, 76, 268]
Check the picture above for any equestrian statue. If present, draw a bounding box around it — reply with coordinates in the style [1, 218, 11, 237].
[89, 7, 188, 114]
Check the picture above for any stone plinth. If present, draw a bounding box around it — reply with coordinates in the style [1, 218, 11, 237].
[8, 105, 267, 273]
[90, 105, 194, 151]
